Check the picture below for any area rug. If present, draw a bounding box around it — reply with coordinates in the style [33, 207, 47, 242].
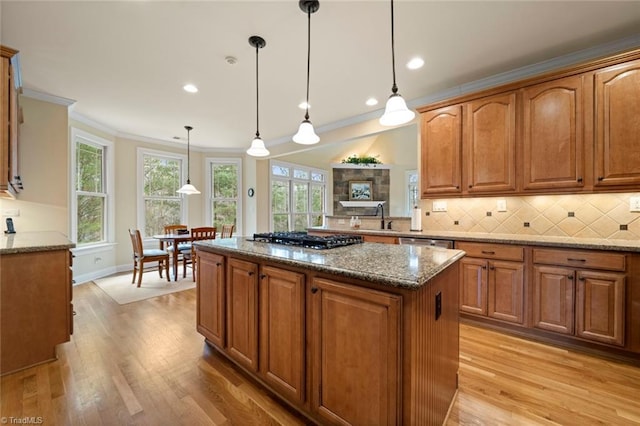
[93, 271, 196, 305]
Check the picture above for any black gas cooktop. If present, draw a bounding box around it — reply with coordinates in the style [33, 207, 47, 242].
[251, 232, 363, 250]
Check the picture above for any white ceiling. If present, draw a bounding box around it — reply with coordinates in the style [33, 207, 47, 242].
[2, 1, 640, 154]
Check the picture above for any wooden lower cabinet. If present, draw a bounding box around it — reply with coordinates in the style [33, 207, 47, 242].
[259, 265, 305, 403]
[310, 277, 400, 426]
[458, 242, 524, 324]
[1, 249, 72, 375]
[226, 257, 259, 371]
[532, 249, 626, 347]
[362, 234, 398, 244]
[532, 265, 575, 335]
[196, 251, 225, 347]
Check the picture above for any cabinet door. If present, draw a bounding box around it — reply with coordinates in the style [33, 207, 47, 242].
[362, 234, 398, 244]
[226, 258, 259, 372]
[259, 265, 305, 403]
[532, 265, 575, 335]
[594, 59, 640, 187]
[459, 257, 487, 316]
[488, 260, 524, 324]
[576, 270, 625, 346]
[196, 251, 226, 348]
[522, 75, 585, 190]
[465, 92, 517, 193]
[310, 277, 400, 426]
[420, 105, 462, 195]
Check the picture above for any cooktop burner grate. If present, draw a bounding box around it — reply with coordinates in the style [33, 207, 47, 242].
[252, 232, 363, 249]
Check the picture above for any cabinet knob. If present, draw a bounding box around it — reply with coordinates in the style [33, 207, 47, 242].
[311, 287, 319, 294]
[482, 265, 487, 270]
[260, 274, 267, 279]
[577, 177, 583, 183]
[248, 271, 254, 276]
[468, 185, 473, 188]
[455, 185, 460, 189]
[597, 176, 604, 181]
[578, 276, 585, 281]
[567, 275, 574, 280]
[216, 262, 222, 266]
[489, 266, 495, 270]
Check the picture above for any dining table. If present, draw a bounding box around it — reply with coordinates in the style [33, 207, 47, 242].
[152, 233, 192, 281]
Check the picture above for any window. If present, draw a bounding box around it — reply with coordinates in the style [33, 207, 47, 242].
[270, 161, 326, 232]
[406, 170, 418, 215]
[70, 128, 114, 246]
[138, 149, 185, 238]
[206, 159, 242, 233]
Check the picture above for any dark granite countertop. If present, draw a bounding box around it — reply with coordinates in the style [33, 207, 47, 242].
[194, 237, 465, 290]
[308, 227, 640, 253]
[0, 231, 75, 255]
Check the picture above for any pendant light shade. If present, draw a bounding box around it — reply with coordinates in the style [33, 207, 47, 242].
[177, 125, 200, 195]
[247, 136, 270, 157]
[247, 35, 270, 157]
[293, 0, 320, 145]
[293, 119, 319, 145]
[380, 0, 415, 127]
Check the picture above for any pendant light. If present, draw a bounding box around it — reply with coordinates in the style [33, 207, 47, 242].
[293, 0, 320, 145]
[246, 35, 270, 157]
[379, 0, 415, 127]
[177, 125, 200, 195]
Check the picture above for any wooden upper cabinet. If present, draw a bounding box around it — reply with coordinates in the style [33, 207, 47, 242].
[420, 105, 462, 196]
[464, 92, 517, 193]
[522, 75, 585, 191]
[594, 59, 640, 187]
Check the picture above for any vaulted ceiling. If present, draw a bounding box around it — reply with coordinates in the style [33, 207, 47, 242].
[2, 1, 640, 154]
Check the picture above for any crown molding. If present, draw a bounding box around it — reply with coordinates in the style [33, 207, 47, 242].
[21, 88, 75, 107]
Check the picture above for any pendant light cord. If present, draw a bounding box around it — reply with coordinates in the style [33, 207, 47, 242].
[390, 0, 398, 95]
[304, 7, 311, 120]
[186, 126, 192, 184]
[255, 43, 260, 138]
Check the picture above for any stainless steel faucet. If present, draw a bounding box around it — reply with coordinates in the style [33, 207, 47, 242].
[376, 203, 385, 230]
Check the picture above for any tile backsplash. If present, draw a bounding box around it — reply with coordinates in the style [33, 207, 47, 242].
[420, 193, 640, 240]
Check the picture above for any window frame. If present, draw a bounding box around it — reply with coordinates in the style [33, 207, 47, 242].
[269, 160, 327, 232]
[69, 127, 115, 248]
[205, 157, 243, 236]
[405, 169, 419, 215]
[136, 147, 188, 239]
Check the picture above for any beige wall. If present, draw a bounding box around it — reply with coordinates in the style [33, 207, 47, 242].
[0, 97, 69, 233]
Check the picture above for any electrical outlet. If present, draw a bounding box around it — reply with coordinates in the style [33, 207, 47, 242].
[630, 197, 640, 212]
[497, 199, 507, 212]
[432, 201, 447, 212]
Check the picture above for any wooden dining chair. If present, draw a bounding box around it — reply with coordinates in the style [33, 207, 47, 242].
[162, 223, 190, 268]
[181, 226, 217, 281]
[128, 229, 170, 287]
[220, 224, 235, 238]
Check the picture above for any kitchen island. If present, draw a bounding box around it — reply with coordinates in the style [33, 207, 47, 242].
[194, 236, 465, 425]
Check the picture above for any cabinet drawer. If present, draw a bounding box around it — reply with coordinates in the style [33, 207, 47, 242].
[456, 242, 523, 261]
[533, 248, 626, 271]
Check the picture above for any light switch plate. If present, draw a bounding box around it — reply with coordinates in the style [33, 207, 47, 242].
[432, 201, 447, 212]
[497, 199, 507, 212]
[630, 197, 640, 212]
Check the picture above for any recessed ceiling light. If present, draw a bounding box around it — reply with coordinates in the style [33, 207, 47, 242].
[183, 84, 198, 93]
[407, 57, 424, 70]
[298, 101, 310, 110]
[366, 98, 378, 106]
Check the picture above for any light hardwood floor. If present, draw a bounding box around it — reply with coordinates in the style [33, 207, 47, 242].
[1, 282, 639, 425]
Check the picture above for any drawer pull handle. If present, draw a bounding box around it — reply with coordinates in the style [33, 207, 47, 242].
[567, 258, 586, 262]
[481, 250, 495, 255]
